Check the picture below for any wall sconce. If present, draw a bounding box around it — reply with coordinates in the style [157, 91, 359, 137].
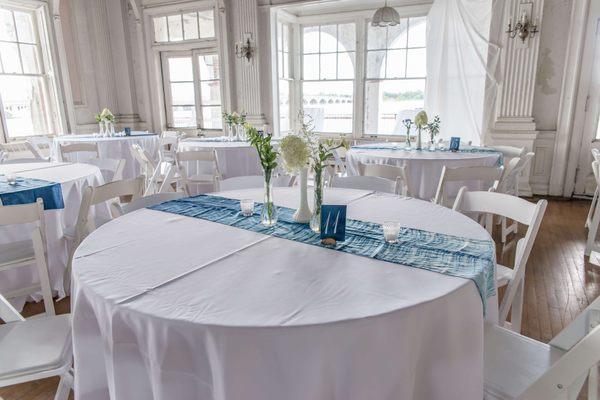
[235, 34, 255, 63]
[506, 8, 539, 43]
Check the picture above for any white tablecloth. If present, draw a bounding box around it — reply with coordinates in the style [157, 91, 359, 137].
[179, 139, 262, 179]
[0, 162, 107, 307]
[52, 133, 160, 180]
[72, 187, 497, 400]
[346, 144, 501, 200]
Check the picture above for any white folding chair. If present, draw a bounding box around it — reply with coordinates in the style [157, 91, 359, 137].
[330, 175, 398, 194]
[217, 175, 294, 191]
[453, 188, 547, 332]
[85, 157, 125, 182]
[358, 162, 412, 196]
[59, 143, 99, 163]
[492, 145, 526, 161]
[0, 141, 45, 162]
[130, 144, 175, 195]
[158, 136, 179, 164]
[497, 153, 535, 242]
[434, 165, 504, 207]
[585, 161, 600, 257]
[26, 137, 53, 161]
[176, 150, 221, 195]
[0, 210, 73, 399]
[484, 296, 600, 400]
[0, 199, 54, 315]
[112, 191, 185, 216]
[585, 149, 600, 229]
[63, 177, 144, 292]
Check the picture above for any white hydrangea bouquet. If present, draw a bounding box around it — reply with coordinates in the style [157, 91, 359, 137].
[279, 134, 311, 223]
[94, 108, 116, 137]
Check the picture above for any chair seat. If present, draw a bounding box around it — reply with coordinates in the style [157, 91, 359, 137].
[496, 264, 515, 287]
[0, 240, 35, 267]
[0, 314, 71, 382]
[484, 322, 564, 399]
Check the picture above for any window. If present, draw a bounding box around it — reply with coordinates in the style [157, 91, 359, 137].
[162, 51, 222, 130]
[153, 10, 215, 43]
[301, 23, 355, 134]
[274, 8, 428, 138]
[0, 5, 59, 139]
[364, 17, 426, 135]
[277, 22, 292, 134]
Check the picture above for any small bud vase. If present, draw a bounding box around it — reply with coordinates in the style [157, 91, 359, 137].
[261, 170, 278, 227]
[293, 168, 312, 223]
[309, 168, 324, 233]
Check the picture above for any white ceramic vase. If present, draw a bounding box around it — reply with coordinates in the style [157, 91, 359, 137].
[293, 168, 312, 223]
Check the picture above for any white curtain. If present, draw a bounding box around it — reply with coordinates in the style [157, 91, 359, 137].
[425, 0, 502, 146]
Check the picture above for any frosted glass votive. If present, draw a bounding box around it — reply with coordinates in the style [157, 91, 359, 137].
[240, 199, 255, 216]
[6, 173, 17, 185]
[382, 221, 401, 244]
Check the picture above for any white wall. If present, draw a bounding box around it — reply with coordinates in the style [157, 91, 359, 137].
[51, 0, 584, 196]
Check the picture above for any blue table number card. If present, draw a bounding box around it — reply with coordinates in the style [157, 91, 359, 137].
[320, 205, 347, 242]
[450, 137, 461, 151]
[124, 127, 131, 136]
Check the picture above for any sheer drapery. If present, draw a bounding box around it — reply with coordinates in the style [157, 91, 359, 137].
[425, 0, 501, 146]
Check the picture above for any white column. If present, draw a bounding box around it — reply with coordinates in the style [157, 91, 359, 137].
[229, 0, 267, 128]
[489, 0, 545, 196]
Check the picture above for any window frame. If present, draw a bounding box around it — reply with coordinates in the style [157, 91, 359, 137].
[273, 4, 430, 140]
[0, 1, 63, 142]
[161, 48, 224, 131]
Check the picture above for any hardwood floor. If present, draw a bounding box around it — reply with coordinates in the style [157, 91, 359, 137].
[1, 197, 599, 400]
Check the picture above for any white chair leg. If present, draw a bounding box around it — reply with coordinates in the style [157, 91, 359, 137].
[510, 280, 524, 333]
[32, 228, 55, 316]
[586, 189, 598, 228]
[53, 372, 73, 400]
[586, 198, 600, 256]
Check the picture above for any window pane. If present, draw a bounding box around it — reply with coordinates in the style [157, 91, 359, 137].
[408, 17, 427, 48]
[367, 24, 386, 50]
[283, 52, 289, 78]
[320, 53, 336, 80]
[198, 10, 215, 38]
[20, 44, 40, 74]
[201, 81, 220, 105]
[168, 57, 193, 81]
[302, 81, 353, 133]
[277, 22, 283, 51]
[0, 9, 16, 42]
[172, 105, 196, 128]
[303, 54, 319, 80]
[170, 82, 195, 105]
[303, 27, 319, 53]
[0, 75, 50, 137]
[198, 54, 220, 80]
[386, 49, 406, 78]
[364, 79, 425, 135]
[202, 106, 222, 129]
[337, 52, 354, 80]
[282, 23, 289, 52]
[387, 19, 408, 48]
[406, 48, 426, 78]
[366, 50, 386, 79]
[320, 25, 337, 53]
[183, 12, 199, 40]
[0, 42, 22, 73]
[279, 79, 290, 132]
[153, 17, 168, 42]
[278, 50, 283, 79]
[338, 23, 355, 51]
[14, 11, 35, 43]
[167, 15, 183, 41]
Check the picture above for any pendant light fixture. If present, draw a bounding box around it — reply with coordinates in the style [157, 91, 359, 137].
[371, 1, 400, 27]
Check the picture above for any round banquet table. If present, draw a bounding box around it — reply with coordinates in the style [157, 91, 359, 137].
[52, 133, 160, 180]
[179, 138, 262, 179]
[72, 187, 497, 400]
[346, 143, 502, 200]
[0, 162, 109, 308]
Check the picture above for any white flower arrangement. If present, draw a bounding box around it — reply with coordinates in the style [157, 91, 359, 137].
[279, 134, 310, 173]
[95, 108, 116, 123]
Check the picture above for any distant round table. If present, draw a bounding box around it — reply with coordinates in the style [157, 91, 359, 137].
[346, 143, 502, 200]
[0, 162, 108, 307]
[179, 138, 262, 179]
[52, 133, 160, 179]
[72, 187, 497, 400]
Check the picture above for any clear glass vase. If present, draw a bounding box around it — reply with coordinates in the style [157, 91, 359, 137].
[310, 168, 324, 233]
[236, 124, 245, 141]
[416, 127, 422, 150]
[261, 170, 278, 227]
[405, 132, 412, 150]
[227, 124, 234, 141]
